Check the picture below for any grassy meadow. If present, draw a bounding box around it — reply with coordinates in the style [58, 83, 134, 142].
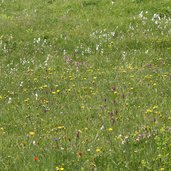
[0, 0, 171, 170]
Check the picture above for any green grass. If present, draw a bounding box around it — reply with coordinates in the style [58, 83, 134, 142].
[0, 0, 171, 170]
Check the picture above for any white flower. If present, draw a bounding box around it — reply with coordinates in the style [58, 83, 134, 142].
[8, 97, 12, 104]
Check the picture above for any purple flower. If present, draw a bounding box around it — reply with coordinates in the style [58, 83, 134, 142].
[53, 138, 59, 141]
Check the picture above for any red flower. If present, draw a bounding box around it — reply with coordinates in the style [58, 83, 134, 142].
[34, 156, 39, 161]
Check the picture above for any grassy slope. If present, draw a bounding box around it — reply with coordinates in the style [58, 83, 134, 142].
[0, 0, 171, 170]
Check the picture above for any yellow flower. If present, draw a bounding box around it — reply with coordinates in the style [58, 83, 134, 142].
[52, 92, 56, 95]
[96, 148, 101, 153]
[160, 168, 165, 171]
[56, 166, 64, 171]
[108, 128, 113, 131]
[57, 126, 65, 129]
[56, 90, 60, 93]
[146, 109, 153, 113]
[113, 91, 117, 95]
[29, 131, 35, 136]
[153, 105, 158, 110]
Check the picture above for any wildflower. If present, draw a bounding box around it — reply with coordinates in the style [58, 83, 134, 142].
[153, 105, 158, 110]
[57, 126, 65, 129]
[0, 127, 4, 131]
[8, 97, 12, 104]
[35, 93, 38, 100]
[53, 138, 59, 141]
[52, 92, 56, 95]
[100, 125, 104, 130]
[146, 109, 153, 113]
[56, 90, 60, 93]
[160, 168, 165, 171]
[56, 166, 64, 171]
[108, 128, 113, 131]
[96, 148, 101, 153]
[34, 156, 39, 161]
[29, 131, 35, 136]
[113, 91, 118, 95]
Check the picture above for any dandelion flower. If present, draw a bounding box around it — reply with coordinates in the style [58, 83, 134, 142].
[56, 166, 64, 171]
[108, 128, 113, 131]
[96, 148, 101, 153]
[56, 90, 60, 93]
[146, 109, 153, 113]
[29, 132, 35, 136]
[57, 126, 65, 129]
